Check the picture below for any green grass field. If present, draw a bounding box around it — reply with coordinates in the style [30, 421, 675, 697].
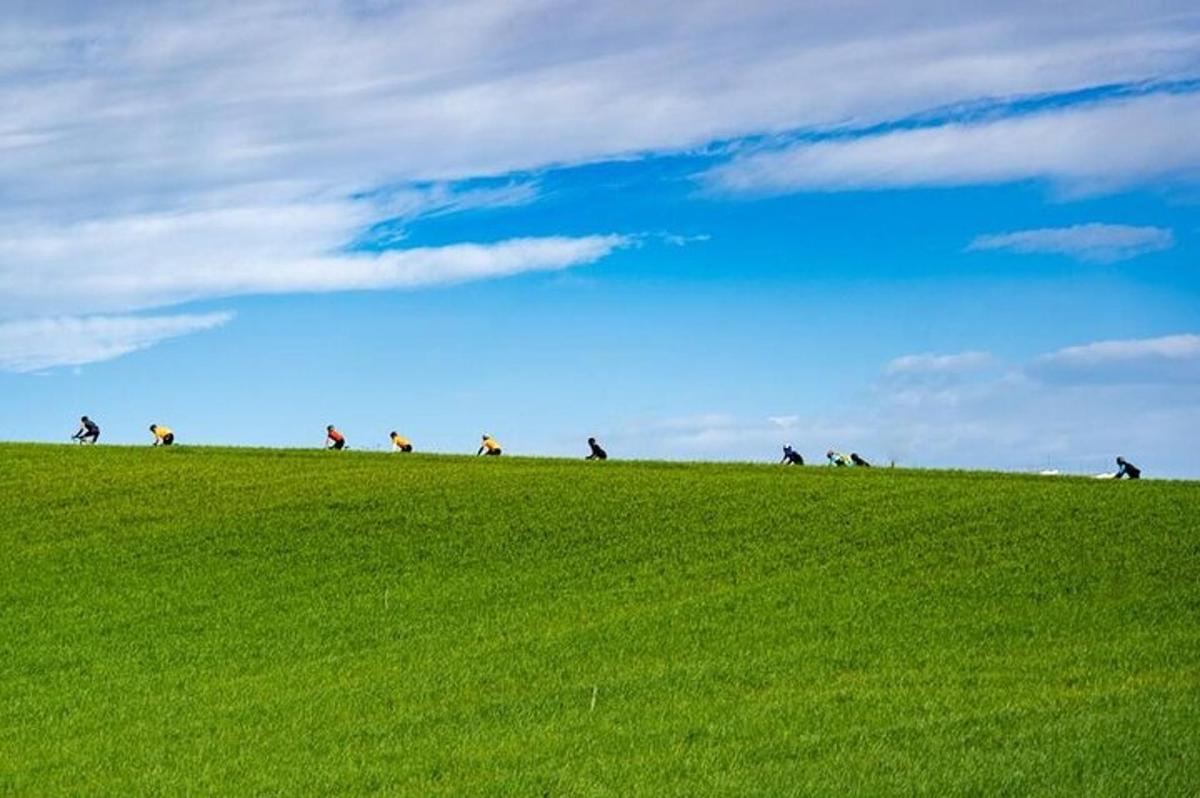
[1, 443, 1197, 795]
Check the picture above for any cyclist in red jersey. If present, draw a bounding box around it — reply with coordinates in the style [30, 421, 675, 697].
[326, 425, 346, 450]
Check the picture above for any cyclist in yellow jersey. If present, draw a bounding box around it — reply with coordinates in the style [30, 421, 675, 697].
[478, 434, 502, 456]
[149, 424, 175, 446]
[390, 431, 413, 452]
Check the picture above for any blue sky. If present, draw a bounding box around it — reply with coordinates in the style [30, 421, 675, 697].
[1, 1, 1198, 475]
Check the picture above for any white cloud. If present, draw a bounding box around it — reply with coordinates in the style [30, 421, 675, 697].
[659, 233, 713, 247]
[1, 2, 1198, 365]
[885, 351, 995, 376]
[876, 336, 1200, 471]
[702, 92, 1200, 195]
[869, 369, 1200, 475]
[617, 335, 1200, 475]
[968, 223, 1175, 263]
[368, 180, 542, 223]
[0, 312, 234, 373]
[0, 199, 628, 317]
[1031, 333, 1200, 384]
[610, 414, 869, 459]
[4, 1, 1196, 217]
[1038, 334, 1200, 366]
[0, 195, 626, 367]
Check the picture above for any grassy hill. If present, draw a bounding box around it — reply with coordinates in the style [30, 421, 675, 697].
[1, 443, 1197, 795]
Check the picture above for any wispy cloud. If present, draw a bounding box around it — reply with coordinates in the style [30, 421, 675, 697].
[0, 199, 629, 317]
[1039, 334, 1200, 366]
[885, 351, 995, 376]
[968, 223, 1175, 263]
[2, 2, 1199, 368]
[5, 2, 1197, 217]
[702, 92, 1200, 196]
[877, 335, 1200, 469]
[883, 333, 1200, 470]
[0, 193, 628, 367]
[365, 180, 542, 226]
[611, 414, 868, 459]
[871, 337, 1200, 473]
[658, 233, 712, 247]
[1030, 333, 1200, 384]
[620, 334, 1200, 474]
[0, 312, 234, 373]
